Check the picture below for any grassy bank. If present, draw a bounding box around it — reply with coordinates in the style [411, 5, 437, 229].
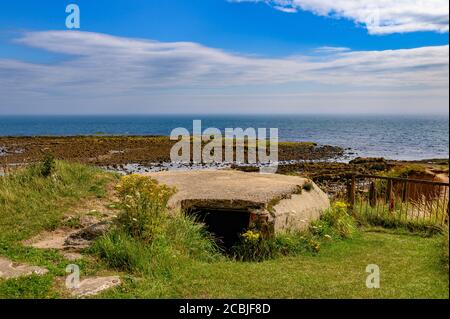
[0, 161, 448, 299]
[0, 161, 116, 298]
[0, 161, 115, 245]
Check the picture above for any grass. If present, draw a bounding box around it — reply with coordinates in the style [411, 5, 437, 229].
[0, 274, 58, 299]
[0, 161, 448, 299]
[0, 161, 115, 244]
[99, 231, 448, 299]
[353, 199, 446, 235]
[0, 160, 116, 298]
[90, 174, 221, 281]
[94, 189, 448, 299]
[442, 226, 449, 273]
[90, 214, 221, 277]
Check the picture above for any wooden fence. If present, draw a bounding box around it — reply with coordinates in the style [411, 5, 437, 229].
[347, 174, 449, 226]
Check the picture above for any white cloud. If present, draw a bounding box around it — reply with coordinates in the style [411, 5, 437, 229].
[0, 31, 448, 114]
[229, 0, 449, 34]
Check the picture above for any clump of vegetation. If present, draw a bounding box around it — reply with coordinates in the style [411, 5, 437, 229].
[115, 175, 176, 241]
[302, 182, 314, 192]
[40, 154, 55, 178]
[385, 164, 426, 179]
[231, 230, 321, 262]
[275, 233, 321, 255]
[231, 230, 275, 262]
[310, 202, 357, 239]
[231, 203, 357, 262]
[92, 175, 220, 276]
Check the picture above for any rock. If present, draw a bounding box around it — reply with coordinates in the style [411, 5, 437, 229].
[62, 252, 84, 261]
[349, 157, 388, 171]
[64, 221, 111, 247]
[350, 157, 386, 165]
[25, 220, 112, 255]
[0, 257, 48, 279]
[69, 276, 121, 298]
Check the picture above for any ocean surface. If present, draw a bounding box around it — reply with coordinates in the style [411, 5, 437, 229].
[0, 115, 448, 161]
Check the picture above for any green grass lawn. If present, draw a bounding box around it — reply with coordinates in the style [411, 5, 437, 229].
[100, 230, 449, 299]
[0, 161, 448, 299]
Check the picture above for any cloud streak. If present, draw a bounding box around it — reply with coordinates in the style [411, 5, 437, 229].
[0, 31, 448, 114]
[229, 0, 449, 34]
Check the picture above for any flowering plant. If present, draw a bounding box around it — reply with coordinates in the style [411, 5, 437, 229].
[115, 174, 176, 241]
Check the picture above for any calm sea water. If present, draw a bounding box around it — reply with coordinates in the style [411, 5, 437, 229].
[0, 115, 448, 161]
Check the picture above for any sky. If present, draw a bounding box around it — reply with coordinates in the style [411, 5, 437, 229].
[0, 0, 448, 115]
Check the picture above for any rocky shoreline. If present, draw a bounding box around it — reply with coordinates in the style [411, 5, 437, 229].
[0, 136, 346, 167]
[1, 136, 448, 197]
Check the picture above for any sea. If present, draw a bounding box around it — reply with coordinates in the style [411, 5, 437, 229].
[0, 114, 448, 161]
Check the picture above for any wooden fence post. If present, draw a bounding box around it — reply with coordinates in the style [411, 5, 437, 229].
[369, 182, 377, 208]
[386, 179, 394, 212]
[402, 181, 408, 202]
[347, 174, 356, 212]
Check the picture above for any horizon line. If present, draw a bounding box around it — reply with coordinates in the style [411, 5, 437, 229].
[0, 113, 449, 117]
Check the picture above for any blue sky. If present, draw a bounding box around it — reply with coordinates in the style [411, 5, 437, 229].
[0, 0, 448, 114]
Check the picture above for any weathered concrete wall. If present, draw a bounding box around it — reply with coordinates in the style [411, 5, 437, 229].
[271, 187, 330, 232]
[143, 170, 330, 234]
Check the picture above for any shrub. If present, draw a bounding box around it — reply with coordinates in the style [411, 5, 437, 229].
[231, 230, 321, 262]
[311, 201, 356, 239]
[115, 175, 176, 241]
[231, 230, 277, 262]
[275, 233, 321, 254]
[40, 154, 55, 178]
[231, 201, 357, 262]
[93, 174, 220, 276]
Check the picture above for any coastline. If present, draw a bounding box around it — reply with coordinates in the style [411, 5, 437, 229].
[1, 114, 448, 161]
[1, 136, 448, 196]
[0, 135, 345, 167]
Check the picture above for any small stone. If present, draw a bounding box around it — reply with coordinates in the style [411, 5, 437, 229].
[63, 252, 84, 261]
[0, 257, 48, 279]
[69, 276, 121, 298]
